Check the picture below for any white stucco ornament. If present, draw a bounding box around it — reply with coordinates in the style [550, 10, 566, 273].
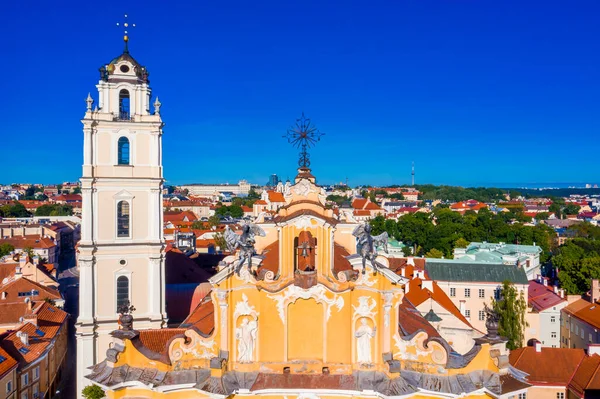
[267, 285, 344, 323]
[236, 318, 257, 363]
[234, 293, 259, 319]
[353, 296, 377, 319]
[168, 330, 217, 361]
[292, 179, 317, 197]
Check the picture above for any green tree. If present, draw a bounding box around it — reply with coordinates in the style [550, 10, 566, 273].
[191, 221, 207, 230]
[0, 202, 30, 217]
[491, 280, 528, 350]
[369, 215, 386, 235]
[82, 384, 106, 399]
[0, 243, 14, 258]
[23, 247, 35, 259]
[454, 237, 470, 249]
[425, 248, 444, 258]
[208, 215, 221, 228]
[247, 188, 260, 200]
[555, 239, 600, 294]
[563, 204, 581, 216]
[403, 245, 413, 256]
[72, 186, 82, 194]
[35, 204, 73, 216]
[214, 232, 227, 252]
[535, 212, 550, 221]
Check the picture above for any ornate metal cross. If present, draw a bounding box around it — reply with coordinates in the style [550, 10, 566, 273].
[283, 113, 324, 168]
[116, 14, 136, 52]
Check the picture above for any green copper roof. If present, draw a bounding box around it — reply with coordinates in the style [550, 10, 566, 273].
[425, 259, 529, 285]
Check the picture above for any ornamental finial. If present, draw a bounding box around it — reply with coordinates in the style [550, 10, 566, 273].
[116, 14, 136, 53]
[86, 93, 93, 111]
[283, 113, 324, 168]
[153, 97, 162, 115]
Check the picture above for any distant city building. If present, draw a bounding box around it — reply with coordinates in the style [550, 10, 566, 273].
[266, 174, 280, 187]
[454, 241, 543, 280]
[180, 180, 251, 197]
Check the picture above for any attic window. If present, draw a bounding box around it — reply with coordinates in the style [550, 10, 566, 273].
[19, 347, 30, 354]
[0, 355, 5, 363]
[35, 329, 45, 337]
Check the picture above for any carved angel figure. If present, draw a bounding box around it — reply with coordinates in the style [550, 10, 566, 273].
[224, 223, 266, 275]
[352, 223, 389, 275]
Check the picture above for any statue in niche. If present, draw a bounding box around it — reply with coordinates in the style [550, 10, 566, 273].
[224, 223, 266, 275]
[355, 318, 376, 364]
[235, 318, 257, 363]
[352, 223, 389, 274]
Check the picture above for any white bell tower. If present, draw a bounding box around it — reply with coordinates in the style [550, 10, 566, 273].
[75, 30, 166, 397]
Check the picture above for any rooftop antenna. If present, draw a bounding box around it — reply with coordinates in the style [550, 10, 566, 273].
[411, 161, 415, 186]
[116, 14, 136, 53]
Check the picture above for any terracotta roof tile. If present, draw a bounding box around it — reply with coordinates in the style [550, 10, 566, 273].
[0, 277, 62, 305]
[138, 329, 186, 355]
[267, 191, 286, 203]
[0, 236, 56, 250]
[260, 241, 279, 274]
[0, 346, 17, 378]
[569, 354, 600, 396]
[564, 299, 600, 329]
[180, 299, 214, 335]
[528, 280, 566, 312]
[509, 347, 586, 385]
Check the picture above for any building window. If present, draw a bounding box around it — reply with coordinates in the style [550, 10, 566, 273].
[479, 310, 485, 321]
[33, 366, 39, 380]
[551, 316, 556, 323]
[6, 380, 12, 393]
[582, 329, 585, 339]
[21, 392, 27, 399]
[494, 288, 501, 300]
[21, 373, 28, 386]
[557, 393, 564, 399]
[465, 309, 471, 318]
[117, 137, 130, 165]
[465, 288, 471, 298]
[450, 288, 456, 297]
[518, 393, 527, 399]
[551, 332, 557, 338]
[576, 325, 579, 335]
[117, 201, 130, 237]
[33, 383, 38, 398]
[478, 289, 485, 298]
[116, 275, 129, 311]
[118, 89, 130, 120]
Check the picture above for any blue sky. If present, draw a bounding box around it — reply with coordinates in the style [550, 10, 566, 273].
[1, 1, 598, 187]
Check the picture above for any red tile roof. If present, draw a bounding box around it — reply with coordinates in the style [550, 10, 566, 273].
[568, 354, 600, 396]
[563, 299, 600, 329]
[138, 328, 186, 355]
[0, 345, 17, 378]
[0, 236, 56, 250]
[267, 191, 286, 203]
[509, 347, 586, 385]
[528, 280, 566, 312]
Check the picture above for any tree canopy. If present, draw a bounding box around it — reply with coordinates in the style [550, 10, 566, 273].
[35, 204, 73, 216]
[0, 202, 30, 217]
[492, 280, 528, 350]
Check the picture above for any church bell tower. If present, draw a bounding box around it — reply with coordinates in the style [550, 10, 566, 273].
[75, 30, 166, 396]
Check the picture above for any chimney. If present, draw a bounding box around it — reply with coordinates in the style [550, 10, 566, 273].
[25, 297, 32, 310]
[535, 340, 542, 353]
[589, 344, 600, 357]
[20, 332, 29, 346]
[400, 267, 405, 277]
[422, 280, 434, 292]
[560, 289, 565, 299]
[543, 278, 548, 287]
[15, 266, 22, 279]
[407, 257, 415, 266]
[23, 313, 37, 327]
[554, 285, 559, 294]
[537, 274, 542, 283]
[1, 292, 6, 300]
[404, 282, 410, 295]
[592, 279, 600, 303]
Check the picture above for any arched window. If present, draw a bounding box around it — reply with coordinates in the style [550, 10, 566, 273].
[116, 276, 129, 311]
[117, 201, 130, 237]
[119, 89, 130, 120]
[117, 137, 130, 165]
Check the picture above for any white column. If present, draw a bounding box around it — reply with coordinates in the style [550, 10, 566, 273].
[149, 257, 161, 321]
[77, 258, 94, 322]
[76, 332, 96, 399]
[216, 290, 229, 354]
[80, 187, 93, 243]
[382, 292, 393, 353]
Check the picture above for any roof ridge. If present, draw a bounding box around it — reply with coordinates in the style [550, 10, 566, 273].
[569, 352, 589, 389]
[585, 356, 600, 390]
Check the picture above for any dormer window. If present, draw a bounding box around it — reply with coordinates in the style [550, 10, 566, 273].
[119, 89, 130, 120]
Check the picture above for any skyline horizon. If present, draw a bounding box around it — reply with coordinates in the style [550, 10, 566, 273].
[1, 1, 599, 186]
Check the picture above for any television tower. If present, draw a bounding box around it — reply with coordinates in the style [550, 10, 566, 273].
[411, 161, 415, 186]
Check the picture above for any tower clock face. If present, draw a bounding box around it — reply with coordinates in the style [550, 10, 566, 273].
[120, 65, 130, 73]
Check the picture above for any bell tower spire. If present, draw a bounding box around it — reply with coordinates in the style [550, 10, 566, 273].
[76, 19, 165, 398]
[116, 14, 135, 54]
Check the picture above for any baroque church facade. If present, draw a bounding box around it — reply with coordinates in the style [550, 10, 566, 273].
[76, 38, 167, 396]
[78, 39, 531, 399]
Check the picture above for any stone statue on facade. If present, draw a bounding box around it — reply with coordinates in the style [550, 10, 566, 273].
[224, 224, 266, 276]
[352, 223, 389, 275]
[355, 318, 376, 364]
[484, 304, 500, 339]
[235, 318, 257, 363]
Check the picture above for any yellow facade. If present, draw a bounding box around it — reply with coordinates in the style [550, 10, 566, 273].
[89, 173, 524, 399]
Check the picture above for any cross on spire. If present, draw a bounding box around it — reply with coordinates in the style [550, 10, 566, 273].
[283, 113, 324, 168]
[116, 14, 136, 53]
